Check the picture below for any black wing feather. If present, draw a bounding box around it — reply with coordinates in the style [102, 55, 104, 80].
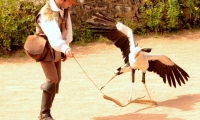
[87, 12, 131, 63]
[159, 64, 166, 84]
[171, 66, 182, 86]
[175, 64, 189, 81]
[147, 60, 189, 87]
[169, 67, 176, 88]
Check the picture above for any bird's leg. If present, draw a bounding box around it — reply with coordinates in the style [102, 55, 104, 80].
[128, 69, 135, 102]
[142, 72, 152, 100]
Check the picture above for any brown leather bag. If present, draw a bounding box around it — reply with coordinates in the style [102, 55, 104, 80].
[24, 35, 47, 61]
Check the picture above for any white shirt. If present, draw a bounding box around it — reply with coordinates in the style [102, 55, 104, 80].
[37, 0, 73, 53]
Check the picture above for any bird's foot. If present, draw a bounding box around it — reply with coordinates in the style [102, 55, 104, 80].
[128, 96, 145, 102]
[128, 96, 157, 105]
[134, 99, 157, 105]
[135, 96, 145, 100]
[128, 98, 132, 103]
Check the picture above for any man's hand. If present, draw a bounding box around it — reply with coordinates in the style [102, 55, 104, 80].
[62, 48, 74, 62]
[65, 48, 74, 57]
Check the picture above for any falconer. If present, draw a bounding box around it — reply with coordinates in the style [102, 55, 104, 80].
[35, 0, 81, 119]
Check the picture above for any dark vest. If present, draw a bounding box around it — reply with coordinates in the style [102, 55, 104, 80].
[35, 2, 68, 62]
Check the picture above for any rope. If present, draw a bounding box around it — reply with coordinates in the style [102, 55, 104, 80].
[73, 56, 105, 95]
[73, 56, 157, 107]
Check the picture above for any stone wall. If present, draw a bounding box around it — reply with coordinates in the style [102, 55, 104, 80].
[70, 0, 144, 28]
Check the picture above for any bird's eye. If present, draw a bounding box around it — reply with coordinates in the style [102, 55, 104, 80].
[135, 52, 140, 58]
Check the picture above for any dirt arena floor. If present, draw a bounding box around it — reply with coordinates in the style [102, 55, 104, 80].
[0, 30, 200, 120]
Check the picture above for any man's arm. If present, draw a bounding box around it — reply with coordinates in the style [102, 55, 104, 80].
[38, 16, 69, 54]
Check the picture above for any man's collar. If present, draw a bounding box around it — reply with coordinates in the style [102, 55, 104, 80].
[50, 0, 62, 12]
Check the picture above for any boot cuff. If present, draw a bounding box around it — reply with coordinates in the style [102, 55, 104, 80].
[41, 82, 56, 94]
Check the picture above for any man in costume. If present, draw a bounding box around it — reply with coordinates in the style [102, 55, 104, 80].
[35, 0, 80, 119]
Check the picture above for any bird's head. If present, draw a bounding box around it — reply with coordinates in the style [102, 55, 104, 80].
[130, 46, 152, 59]
[129, 46, 142, 60]
[128, 46, 142, 67]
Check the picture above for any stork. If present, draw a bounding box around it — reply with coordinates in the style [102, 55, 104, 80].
[87, 12, 189, 103]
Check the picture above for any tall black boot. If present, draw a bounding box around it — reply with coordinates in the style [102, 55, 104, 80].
[39, 91, 55, 120]
[50, 83, 59, 108]
[50, 94, 55, 108]
[39, 82, 57, 120]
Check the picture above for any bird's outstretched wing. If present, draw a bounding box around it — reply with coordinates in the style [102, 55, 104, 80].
[147, 54, 189, 88]
[87, 12, 136, 63]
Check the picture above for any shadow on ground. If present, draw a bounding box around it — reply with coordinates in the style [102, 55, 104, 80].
[92, 94, 200, 120]
[93, 113, 183, 120]
[158, 94, 200, 111]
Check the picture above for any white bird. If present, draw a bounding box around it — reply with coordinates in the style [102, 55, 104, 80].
[87, 12, 189, 103]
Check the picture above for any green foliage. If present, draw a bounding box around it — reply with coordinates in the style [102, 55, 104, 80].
[166, 0, 180, 30]
[133, 24, 146, 35]
[1, 0, 200, 57]
[124, 19, 134, 30]
[135, 0, 200, 34]
[0, 0, 44, 56]
[179, 0, 200, 28]
[140, 1, 164, 33]
[72, 23, 99, 45]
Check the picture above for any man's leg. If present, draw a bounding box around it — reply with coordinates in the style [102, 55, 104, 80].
[55, 60, 61, 93]
[39, 60, 61, 120]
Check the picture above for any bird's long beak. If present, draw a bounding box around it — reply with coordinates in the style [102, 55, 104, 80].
[100, 74, 117, 90]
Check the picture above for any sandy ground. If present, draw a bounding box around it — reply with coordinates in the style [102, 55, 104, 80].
[0, 30, 200, 120]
